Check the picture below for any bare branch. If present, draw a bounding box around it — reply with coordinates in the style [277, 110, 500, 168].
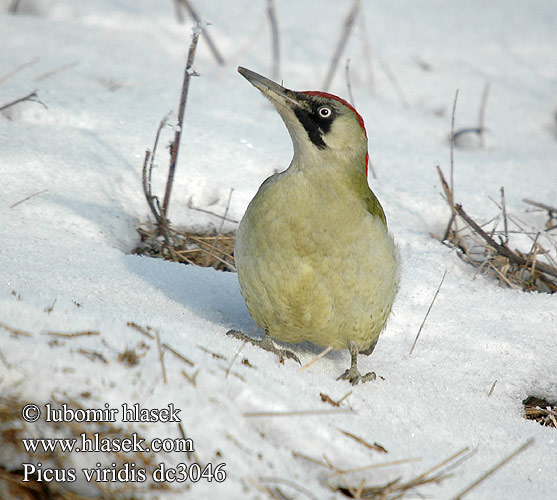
[0, 90, 46, 112]
[162, 23, 204, 217]
[177, 0, 225, 65]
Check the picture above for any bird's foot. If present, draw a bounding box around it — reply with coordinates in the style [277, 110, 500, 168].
[226, 330, 300, 365]
[337, 367, 376, 386]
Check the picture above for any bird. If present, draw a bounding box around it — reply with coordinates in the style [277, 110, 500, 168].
[228, 66, 399, 384]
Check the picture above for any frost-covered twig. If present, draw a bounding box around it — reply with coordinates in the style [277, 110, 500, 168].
[176, 0, 225, 65]
[162, 22, 204, 217]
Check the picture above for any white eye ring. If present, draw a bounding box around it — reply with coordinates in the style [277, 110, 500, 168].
[318, 106, 332, 118]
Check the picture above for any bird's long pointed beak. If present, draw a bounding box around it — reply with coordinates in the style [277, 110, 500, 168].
[238, 66, 301, 109]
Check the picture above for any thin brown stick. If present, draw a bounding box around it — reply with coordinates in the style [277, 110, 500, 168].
[266, 0, 280, 80]
[187, 203, 239, 223]
[162, 342, 195, 367]
[155, 330, 167, 384]
[127, 321, 195, 366]
[178, 421, 198, 461]
[338, 457, 422, 474]
[409, 270, 447, 355]
[182, 368, 199, 386]
[9, 189, 48, 208]
[338, 428, 388, 453]
[299, 345, 333, 373]
[162, 22, 204, 217]
[488, 380, 497, 397]
[41, 330, 100, 338]
[322, 0, 360, 91]
[226, 340, 247, 378]
[177, 0, 225, 66]
[0, 321, 33, 337]
[450, 439, 534, 499]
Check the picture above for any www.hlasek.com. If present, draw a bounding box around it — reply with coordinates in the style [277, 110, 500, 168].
[19, 402, 226, 484]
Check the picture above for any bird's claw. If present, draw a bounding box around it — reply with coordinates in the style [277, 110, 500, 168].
[337, 368, 376, 385]
[226, 329, 300, 365]
[276, 348, 300, 365]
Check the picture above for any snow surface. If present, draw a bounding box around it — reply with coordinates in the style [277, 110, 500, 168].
[1, 0, 556, 498]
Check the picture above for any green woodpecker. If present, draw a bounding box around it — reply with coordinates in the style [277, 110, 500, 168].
[229, 67, 399, 384]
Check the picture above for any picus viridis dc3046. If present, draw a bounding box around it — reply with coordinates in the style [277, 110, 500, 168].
[229, 67, 399, 385]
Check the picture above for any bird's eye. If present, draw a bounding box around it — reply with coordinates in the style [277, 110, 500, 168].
[318, 106, 332, 118]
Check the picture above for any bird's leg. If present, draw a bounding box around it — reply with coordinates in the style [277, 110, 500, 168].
[337, 339, 376, 385]
[226, 329, 300, 364]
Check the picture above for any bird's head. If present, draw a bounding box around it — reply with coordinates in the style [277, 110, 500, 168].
[238, 66, 369, 176]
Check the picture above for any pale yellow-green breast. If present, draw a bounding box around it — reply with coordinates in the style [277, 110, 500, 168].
[235, 164, 399, 352]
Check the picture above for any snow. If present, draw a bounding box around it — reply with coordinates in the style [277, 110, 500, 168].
[1, 0, 556, 498]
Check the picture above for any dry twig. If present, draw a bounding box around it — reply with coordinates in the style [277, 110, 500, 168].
[437, 166, 557, 293]
[162, 22, 204, 217]
[0, 320, 33, 337]
[299, 345, 333, 372]
[0, 90, 46, 112]
[409, 270, 447, 355]
[42, 330, 100, 338]
[338, 429, 388, 453]
[176, 0, 225, 65]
